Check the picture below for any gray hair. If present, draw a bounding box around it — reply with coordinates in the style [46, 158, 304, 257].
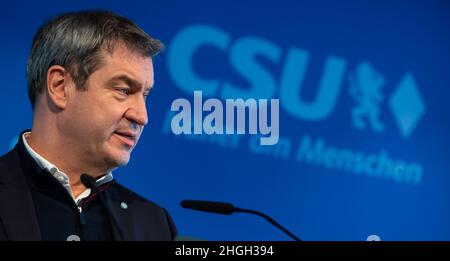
[26, 10, 164, 109]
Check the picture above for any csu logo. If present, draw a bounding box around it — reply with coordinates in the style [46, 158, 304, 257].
[348, 62, 385, 133]
[167, 24, 426, 139]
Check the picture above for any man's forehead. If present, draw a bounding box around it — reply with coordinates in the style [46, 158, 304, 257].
[101, 44, 154, 88]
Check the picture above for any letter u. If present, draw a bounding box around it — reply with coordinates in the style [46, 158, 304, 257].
[280, 48, 347, 121]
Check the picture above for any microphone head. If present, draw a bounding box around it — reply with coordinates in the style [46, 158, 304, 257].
[80, 173, 96, 189]
[181, 200, 235, 215]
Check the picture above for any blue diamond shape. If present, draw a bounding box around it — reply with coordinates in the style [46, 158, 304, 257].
[389, 74, 426, 139]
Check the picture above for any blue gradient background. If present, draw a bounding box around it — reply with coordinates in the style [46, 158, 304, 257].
[0, 0, 449, 240]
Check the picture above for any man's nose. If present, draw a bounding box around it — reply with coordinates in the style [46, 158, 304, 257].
[125, 95, 148, 126]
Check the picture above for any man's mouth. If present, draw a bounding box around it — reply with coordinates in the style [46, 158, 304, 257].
[114, 131, 137, 147]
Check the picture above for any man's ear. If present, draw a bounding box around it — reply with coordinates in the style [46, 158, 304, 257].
[46, 65, 73, 110]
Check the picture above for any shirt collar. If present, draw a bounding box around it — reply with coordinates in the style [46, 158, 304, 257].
[21, 132, 114, 203]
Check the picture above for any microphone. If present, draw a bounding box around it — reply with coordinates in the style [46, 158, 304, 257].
[181, 200, 301, 241]
[80, 174, 124, 241]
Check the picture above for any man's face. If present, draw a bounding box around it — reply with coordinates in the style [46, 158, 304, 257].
[62, 44, 153, 171]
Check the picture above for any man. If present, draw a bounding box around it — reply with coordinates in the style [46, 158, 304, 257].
[0, 10, 177, 241]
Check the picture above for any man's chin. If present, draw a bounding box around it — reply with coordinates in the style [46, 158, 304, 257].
[102, 143, 133, 168]
[106, 151, 131, 168]
[115, 155, 131, 167]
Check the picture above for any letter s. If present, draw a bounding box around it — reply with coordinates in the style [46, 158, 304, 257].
[222, 37, 280, 100]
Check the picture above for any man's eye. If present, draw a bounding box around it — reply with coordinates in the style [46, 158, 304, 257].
[117, 88, 131, 95]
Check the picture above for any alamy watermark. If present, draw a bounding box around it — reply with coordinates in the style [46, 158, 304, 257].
[170, 91, 279, 145]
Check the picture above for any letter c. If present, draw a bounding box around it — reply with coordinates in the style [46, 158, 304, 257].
[167, 24, 230, 97]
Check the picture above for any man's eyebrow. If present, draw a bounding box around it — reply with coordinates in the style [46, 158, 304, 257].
[107, 75, 142, 89]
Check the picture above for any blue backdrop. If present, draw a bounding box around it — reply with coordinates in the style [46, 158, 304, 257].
[1, 0, 449, 240]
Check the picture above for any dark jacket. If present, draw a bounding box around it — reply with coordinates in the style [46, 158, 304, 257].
[0, 133, 177, 241]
